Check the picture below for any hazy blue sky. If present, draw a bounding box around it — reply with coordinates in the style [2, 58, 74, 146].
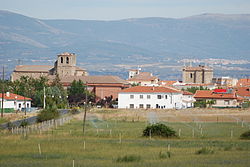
[1, 0, 250, 20]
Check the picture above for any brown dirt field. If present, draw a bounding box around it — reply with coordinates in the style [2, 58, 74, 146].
[85, 108, 250, 123]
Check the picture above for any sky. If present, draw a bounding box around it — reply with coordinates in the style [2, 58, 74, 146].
[1, 0, 250, 20]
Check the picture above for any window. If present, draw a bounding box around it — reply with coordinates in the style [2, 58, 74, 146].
[27, 103, 29, 108]
[130, 95, 134, 99]
[139, 104, 144, 108]
[147, 95, 151, 99]
[129, 104, 134, 108]
[66, 57, 69, 64]
[61, 57, 63, 63]
[18, 103, 21, 108]
[224, 100, 230, 105]
[190, 73, 193, 78]
[165, 95, 168, 99]
[146, 104, 151, 109]
[156, 104, 159, 108]
[157, 95, 162, 99]
[140, 95, 143, 99]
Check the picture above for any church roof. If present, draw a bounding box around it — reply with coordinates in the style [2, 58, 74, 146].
[14, 65, 53, 72]
[60, 75, 128, 84]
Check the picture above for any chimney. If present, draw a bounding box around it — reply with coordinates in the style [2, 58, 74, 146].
[6, 92, 10, 97]
[152, 86, 155, 91]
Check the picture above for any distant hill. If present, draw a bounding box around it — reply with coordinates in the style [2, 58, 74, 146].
[0, 10, 250, 79]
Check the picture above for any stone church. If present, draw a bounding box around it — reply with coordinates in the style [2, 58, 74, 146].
[182, 65, 213, 84]
[11, 52, 88, 81]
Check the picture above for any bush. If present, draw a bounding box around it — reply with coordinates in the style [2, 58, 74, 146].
[240, 130, 250, 140]
[116, 155, 141, 163]
[159, 151, 171, 159]
[143, 123, 176, 138]
[195, 147, 214, 155]
[20, 120, 29, 127]
[37, 108, 59, 122]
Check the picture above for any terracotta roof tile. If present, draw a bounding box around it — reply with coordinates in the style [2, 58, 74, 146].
[160, 80, 177, 86]
[194, 90, 237, 99]
[183, 91, 193, 95]
[0, 93, 32, 101]
[120, 86, 181, 93]
[235, 87, 250, 98]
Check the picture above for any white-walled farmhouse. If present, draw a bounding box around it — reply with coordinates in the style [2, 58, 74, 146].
[0, 92, 32, 112]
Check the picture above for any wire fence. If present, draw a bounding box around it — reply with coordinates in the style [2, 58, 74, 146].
[7, 116, 73, 135]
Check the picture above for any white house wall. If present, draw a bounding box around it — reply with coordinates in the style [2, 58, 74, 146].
[118, 92, 182, 109]
[0, 99, 31, 110]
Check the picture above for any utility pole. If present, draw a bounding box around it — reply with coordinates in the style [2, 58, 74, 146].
[1, 66, 4, 118]
[43, 87, 46, 109]
[83, 82, 88, 135]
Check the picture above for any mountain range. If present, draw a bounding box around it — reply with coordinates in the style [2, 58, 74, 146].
[0, 10, 250, 79]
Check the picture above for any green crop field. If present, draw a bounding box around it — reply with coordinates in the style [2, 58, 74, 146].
[0, 114, 250, 167]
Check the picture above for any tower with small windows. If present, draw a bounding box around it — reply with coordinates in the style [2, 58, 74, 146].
[55, 52, 77, 77]
[182, 65, 213, 84]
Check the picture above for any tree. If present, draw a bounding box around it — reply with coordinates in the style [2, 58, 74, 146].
[143, 123, 177, 138]
[185, 86, 208, 94]
[68, 80, 95, 106]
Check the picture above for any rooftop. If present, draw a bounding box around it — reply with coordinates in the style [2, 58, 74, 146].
[194, 90, 237, 99]
[0, 93, 32, 101]
[235, 87, 250, 98]
[14, 65, 53, 72]
[120, 86, 181, 93]
[183, 65, 213, 71]
[60, 75, 128, 84]
[127, 72, 158, 81]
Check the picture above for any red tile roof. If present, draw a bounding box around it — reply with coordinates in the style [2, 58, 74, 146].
[235, 87, 250, 98]
[0, 93, 32, 101]
[120, 86, 181, 93]
[160, 80, 177, 86]
[183, 91, 193, 95]
[194, 90, 237, 99]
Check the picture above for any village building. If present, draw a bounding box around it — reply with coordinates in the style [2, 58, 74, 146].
[237, 78, 250, 87]
[60, 75, 129, 100]
[182, 91, 196, 108]
[212, 77, 238, 88]
[118, 86, 182, 109]
[127, 68, 159, 86]
[182, 65, 213, 84]
[11, 52, 88, 81]
[0, 92, 31, 112]
[194, 89, 241, 108]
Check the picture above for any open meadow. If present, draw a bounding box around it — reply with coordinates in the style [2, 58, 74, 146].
[0, 108, 250, 167]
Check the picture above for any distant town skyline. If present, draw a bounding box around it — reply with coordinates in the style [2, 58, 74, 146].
[1, 0, 250, 20]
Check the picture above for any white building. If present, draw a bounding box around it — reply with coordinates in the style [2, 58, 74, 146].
[0, 92, 32, 112]
[127, 69, 159, 86]
[118, 86, 182, 109]
[182, 91, 196, 108]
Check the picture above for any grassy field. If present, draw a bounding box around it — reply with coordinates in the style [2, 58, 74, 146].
[0, 110, 250, 167]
